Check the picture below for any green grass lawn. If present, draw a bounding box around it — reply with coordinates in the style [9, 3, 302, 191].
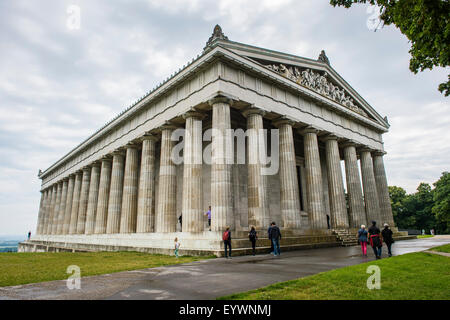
[430, 244, 450, 253]
[0, 251, 214, 287]
[220, 251, 450, 300]
[417, 235, 434, 239]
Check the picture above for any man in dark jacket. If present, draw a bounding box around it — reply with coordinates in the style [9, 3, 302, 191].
[270, 222, 282, 256]
[381, 223, 394, 257]
[368, 221, 382, 259]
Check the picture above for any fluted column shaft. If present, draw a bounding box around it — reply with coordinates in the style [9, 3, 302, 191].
[182, 112, 204, 232]
[324, 137, 349, 229]
[275, 119, 301, 229]
[137, 137, 157, 233]
[302, 129, 327, 229]
[106, 152, 125, 234]
[244, 107, 269, 230]
[36, 191, 46, 235]
[95, 159, 112, 234]
[156, 127, 177, 233]
[360, 149, 381, 223]
[63, 175, 75, 234]
[120, 146, 139, 233]
[76, 167, 91, 234]
[43, 187, 54, 234]
[210, 98, 233, 232]
[51, 183, 62, 234]
[343, 144, 366, 228]
[56, 180, 68, 234]
[373, 152, 395, 226]
[69, 172, 83, 234]
[85, 164, 101, 234]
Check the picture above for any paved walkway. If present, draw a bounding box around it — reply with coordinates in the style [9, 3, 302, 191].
[1, 236, 449, 300]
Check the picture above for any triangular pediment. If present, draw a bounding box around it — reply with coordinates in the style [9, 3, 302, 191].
[208, 39, 389, 128]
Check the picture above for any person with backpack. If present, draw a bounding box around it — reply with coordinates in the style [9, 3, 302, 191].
[368, 221, 383, 259]
[267, 224, 274, 254]
[222, 227, 232, 259]
[381, 223, 394, 257]
[248, 226, 258, 256]
[357, 224, 368, 257]
[270, 222, 282, 256]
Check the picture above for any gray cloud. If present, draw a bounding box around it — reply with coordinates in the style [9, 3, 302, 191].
[0, 0, 448, 235]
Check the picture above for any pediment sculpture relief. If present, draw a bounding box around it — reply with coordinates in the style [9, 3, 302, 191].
[265, 64, 368, 118]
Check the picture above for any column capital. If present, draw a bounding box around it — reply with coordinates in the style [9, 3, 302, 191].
[139, 133, 159, 142]
[372, 150, 387, 157]
[158, 121, 179, 132]
[182, 110, 206, 121]
[341, 140, 358, 148]
[322, 134, 339, 142]
[241, 106, 266, 118]
[359, 146, 375, 153]
[100, 155, 113, 162]
[124, 142, 139, 150]
[82, 166, 91, 173]
[111, 149, 126, 157]
[208, 96, 234, 107]
[272, 116, 295, 128]
[298, 126, 320, 135]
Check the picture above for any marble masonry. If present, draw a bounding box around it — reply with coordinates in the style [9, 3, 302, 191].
[21, 25, 400, 256]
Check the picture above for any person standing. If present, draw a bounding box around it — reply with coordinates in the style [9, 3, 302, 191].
[174, 237, 180, 258]
[357, 225, 368, 257]
[27, 231, 31, 241]
[267, 224, 274, 254]
[223, 227, 232, 259]
[368, 221, 383, 259]
[270, 222, 282, 256]
[178, 214, 182, 229]
[205, 206, 211, 231]
[381, 223, 394, 257]
[248, 226, 258, 256]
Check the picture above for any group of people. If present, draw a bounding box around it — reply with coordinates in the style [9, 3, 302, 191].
[358, 221, 394, 259]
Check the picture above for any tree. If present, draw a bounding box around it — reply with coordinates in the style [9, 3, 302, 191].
[432, 171, 450, 233]
[388, 185, 407, 221]
[330, 0, 450, 96]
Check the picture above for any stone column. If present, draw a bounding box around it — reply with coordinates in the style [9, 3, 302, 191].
[360, 148, 381, 224]
[137, 135, 157, 233]
[273, 118, 301, 229]
[243, 107, 269, 230]
[43, 187, 53, 234]
[156, 125, 177, 233]
[343, 142, 366, 228]
[51, 182, 63, 234]
[69, 172, 83, 234]
[85, 163, 101, 234]
[324, 135, 349, 229]
[36, 191, 46, 235]
[182, 111, 205, 233]
[301, 127, 327, 229]
[120, 145, 139, 233]
[56, 179, 68, 234]
[373, 151, 395, 226]
[63, 175, 75, 234]
[95, 158, 112, 234]
[76, 167, 91, 234]
[210, 97, 233, 232]
[106, 152, 125, 234]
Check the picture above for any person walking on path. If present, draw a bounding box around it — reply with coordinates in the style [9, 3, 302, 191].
[248, 226, 258, 256]
[270, 222, 282, 256]
[357, 225, 368, 257]
[267, 224, 274, 254]
[223, 227, 232, 259]
[174, 237, 180, 258]
[205, 206, 211, 231]
[368, 221, 383, 259]
[381, 223, 394, 257]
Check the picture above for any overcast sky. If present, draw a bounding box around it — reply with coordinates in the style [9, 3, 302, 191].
[0, 0, 448, 236]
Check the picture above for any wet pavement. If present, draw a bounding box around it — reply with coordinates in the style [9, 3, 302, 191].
[1, 235, 449, 300]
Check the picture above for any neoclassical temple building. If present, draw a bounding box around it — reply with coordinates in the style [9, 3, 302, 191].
[21, 26, 408, 255]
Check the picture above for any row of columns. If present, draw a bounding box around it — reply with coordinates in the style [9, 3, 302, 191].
[36, 98, 394, 235]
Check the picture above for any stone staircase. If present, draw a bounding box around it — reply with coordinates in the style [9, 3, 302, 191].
[332, 229, 359, 247]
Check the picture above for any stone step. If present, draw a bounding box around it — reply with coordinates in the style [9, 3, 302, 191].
[230, 235, 337, 248]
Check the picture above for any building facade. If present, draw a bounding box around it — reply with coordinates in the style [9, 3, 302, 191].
[26, 26, 396, 255]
